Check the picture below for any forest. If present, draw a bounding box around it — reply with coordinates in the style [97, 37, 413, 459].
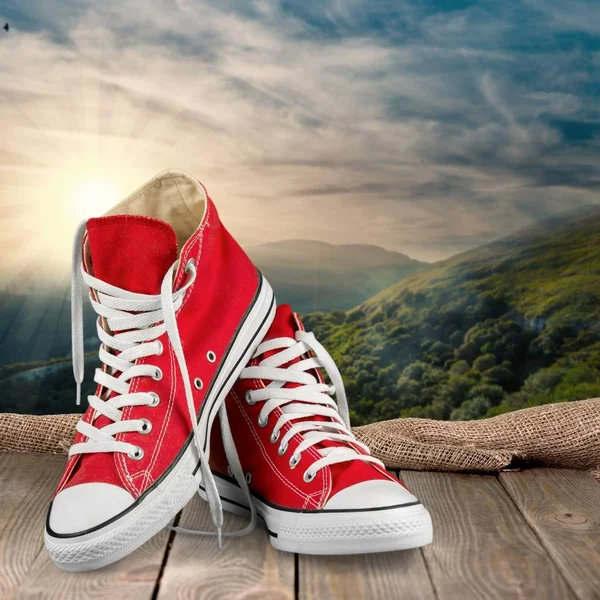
[1, 205, 599, 421]
[304, 205, 600, 424]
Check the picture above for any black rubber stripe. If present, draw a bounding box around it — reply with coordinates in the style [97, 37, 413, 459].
[211, 472, 423, 515]
[195, 286, 275, 462]
[46, 271, 270, 540]
[198, 484, 278, 538]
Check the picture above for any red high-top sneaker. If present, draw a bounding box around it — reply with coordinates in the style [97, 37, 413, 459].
[204, 305, 433, 555]
[45, 170, 275, 571]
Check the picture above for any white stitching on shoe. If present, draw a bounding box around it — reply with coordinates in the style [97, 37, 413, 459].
[139, 343, 177, 489]
[232, 390, 312, 503]
[240, 333, 384, 482]
[248, 377, 326, 499]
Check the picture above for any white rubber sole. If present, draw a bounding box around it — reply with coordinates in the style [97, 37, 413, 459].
[200, 474, 433, 555]
[45, 276, 276, 572]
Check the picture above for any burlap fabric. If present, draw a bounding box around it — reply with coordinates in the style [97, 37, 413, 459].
[354, 398, 600, 472]
[1, 399, 599, 474]
[0, 413, 79, 455]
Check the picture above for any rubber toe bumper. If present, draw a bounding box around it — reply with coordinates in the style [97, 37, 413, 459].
[48, 483, 135, 535]
[324, 479, 418, 510]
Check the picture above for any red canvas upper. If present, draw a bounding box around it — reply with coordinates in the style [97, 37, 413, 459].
[209, 304, 401, 510]
[86, 215, 178, 295]
[54, 184, 261, 500]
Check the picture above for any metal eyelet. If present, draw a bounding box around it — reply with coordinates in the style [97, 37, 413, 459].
[129, 446, 144, 460]
[289, 454, 301, 469]
[303, 470, 316, 483]
[245, 472, 252, 484]
[148, 392, 160, 407]
[245, 390, 256, 405]
[270, 430, 280, 444]
[152, 367, 163, 381]
[207, 350, 216, 363]
[155, 340, 164, 355]
[140, 419, 152, 434]
[277, 443, 288, 456]
[194, 377, 203, 390]
[257, 414, 268, 428]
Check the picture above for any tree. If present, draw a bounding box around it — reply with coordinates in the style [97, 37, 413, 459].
[474, 353, 496, 372]
[450, 396, 492, 421]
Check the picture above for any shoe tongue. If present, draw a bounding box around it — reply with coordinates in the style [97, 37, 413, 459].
[256, 303, 317, 387]
[264, 304, 298, 344]
[259, 304, 349, 452]
[260, 304, 314, 369]
[259, 307, 378, 491]
[86, 215, 178, 295]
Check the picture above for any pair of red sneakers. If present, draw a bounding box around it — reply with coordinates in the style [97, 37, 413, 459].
[45, 170, 432, 571]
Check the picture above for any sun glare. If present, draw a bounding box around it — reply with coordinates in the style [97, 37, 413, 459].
[71, 178, 122, 223]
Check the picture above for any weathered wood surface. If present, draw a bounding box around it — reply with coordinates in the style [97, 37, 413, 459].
[157, 495, 294, 600]
[297, 471, 436, 600]
[0, 451, 171, 600]
[401, 471, 577, 600]
[1, 453, 598, 600]
[18, 527, 171, 600]
[299, 548, 436, 600]
[0, 453, 65, 598]
[499, 469, 600, 600]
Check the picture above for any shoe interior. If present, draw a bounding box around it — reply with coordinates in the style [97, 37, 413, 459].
[104, 169, 207, 251]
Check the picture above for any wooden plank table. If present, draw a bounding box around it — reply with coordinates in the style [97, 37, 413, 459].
[1, 452, 598, 600]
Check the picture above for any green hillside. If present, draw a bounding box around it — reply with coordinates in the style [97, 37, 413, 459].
[2, 207, 598, 418]
[304, 205, 600, 425]
[249, 240, 427, 313]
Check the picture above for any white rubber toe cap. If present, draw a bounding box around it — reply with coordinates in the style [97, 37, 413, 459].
[324, 479, 419, 510]
[49, 483, 135, 535]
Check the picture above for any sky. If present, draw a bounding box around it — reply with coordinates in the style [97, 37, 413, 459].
[1, 0, 599, 277]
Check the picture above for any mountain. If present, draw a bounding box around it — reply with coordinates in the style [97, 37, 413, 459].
[3, 209, 599, 418]
[0, 239, 425, 414]
[248, 240, 427, 313]
[368, 204, 600, 325]
[0, 240, 424, 369]
[304, 205, 600, 425]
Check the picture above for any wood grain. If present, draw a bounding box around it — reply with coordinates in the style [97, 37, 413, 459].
[499, 469, 600, 600]
[0, 453, 170, 600]
[0, 453, 65, 598]
[156, 495, 294, 600]
[297, 471, 435, 600]
[2, 454, 597, 600]
[402, 471, 575, 600]
[299, 547, 436, 600]
[17, 527, 170, 600]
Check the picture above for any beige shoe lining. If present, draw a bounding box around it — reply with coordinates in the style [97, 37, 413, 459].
[104, 169, 206, 252]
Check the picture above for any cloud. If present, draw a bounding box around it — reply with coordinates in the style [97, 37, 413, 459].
[0, 0, 599, 272]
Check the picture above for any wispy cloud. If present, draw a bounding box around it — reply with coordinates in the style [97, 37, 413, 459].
[0, 0, 599, 270]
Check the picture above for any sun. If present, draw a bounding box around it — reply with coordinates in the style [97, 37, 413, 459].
[70, 178, 122, 223]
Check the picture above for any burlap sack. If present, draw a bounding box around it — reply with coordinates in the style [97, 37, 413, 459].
[354, 398, 600, 472]
[0, 412, 79, 455]
[1, 399, 599, 474]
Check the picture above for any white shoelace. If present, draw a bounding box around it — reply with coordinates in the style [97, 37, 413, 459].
[235, 331, 384, 486]
[69, 219, 250, 545]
